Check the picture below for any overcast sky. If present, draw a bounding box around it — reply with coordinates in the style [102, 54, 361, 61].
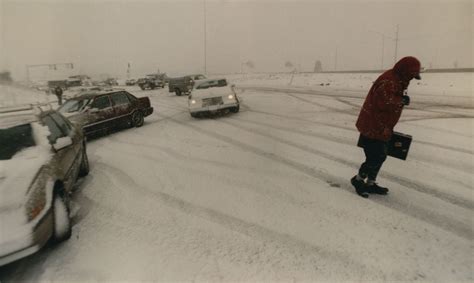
[0, 0, 472, 81]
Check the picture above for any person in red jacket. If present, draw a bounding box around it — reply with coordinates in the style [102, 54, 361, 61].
[351, 56, 421, 198]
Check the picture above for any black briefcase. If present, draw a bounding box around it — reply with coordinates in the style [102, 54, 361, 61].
[357, 132, 412, 160]
[387, 132, 412, 160]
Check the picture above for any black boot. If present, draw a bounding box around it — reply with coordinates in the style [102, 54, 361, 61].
[351, 176, 369, 198]
[367, 183, 389, 195]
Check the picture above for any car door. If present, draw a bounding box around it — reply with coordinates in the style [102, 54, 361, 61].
[42, 114, 78, 192]
[110, 92, 133, 125]
[86, 95, 115, 133]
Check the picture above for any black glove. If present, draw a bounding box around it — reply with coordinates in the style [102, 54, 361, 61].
[402, 95, 410, 106]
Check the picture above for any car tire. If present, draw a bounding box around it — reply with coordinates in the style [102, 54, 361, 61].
[140, 85, 145, 90]
[230, 105, 240, 113]
[131, 111, 144, 127]
[175, 88, 182, 96]
[52, 192, 72, 243]
[78, 146, 89, 177]
[190, 112, 198, 118]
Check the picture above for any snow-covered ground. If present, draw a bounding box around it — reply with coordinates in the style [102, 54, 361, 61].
[0, 72, 473, 281]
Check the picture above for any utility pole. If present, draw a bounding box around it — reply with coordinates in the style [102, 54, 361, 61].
[204, 0, 207, 75]
[369, 30, 386, 70]
[334, 47, 338, 71]
[394, 24, 399, 64]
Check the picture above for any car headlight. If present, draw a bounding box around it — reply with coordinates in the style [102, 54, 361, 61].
[228, 94, 234, 100]
[190, 99, 196, 104]
[25, 169, 48, 221]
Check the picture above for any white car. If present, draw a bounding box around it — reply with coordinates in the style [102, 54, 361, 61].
[188, 78, 240, 118]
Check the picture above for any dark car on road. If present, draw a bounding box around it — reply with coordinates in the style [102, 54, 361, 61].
[168, 74, 206, 96]
[0, 104, 89, 266]
[58, 89, 153, 137]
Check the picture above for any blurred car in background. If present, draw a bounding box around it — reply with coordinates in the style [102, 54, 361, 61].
[125, 79, 137, 86]
[58, 89, 153, 137]
[137, 75, 165, 90]
[188, 78, 239, 118]
[168, 74, 206, 96]
[0, 104, 89, 266]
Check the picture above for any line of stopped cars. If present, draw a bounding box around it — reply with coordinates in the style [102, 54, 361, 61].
[0, 76, 239, 266]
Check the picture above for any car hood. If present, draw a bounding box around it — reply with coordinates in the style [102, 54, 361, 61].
[192, 87, 233, 99]
[62, 112, 90, 127]
[0, 146, 52, 212]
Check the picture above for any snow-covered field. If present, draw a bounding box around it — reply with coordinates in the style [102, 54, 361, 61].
[0, 72, 473, 281]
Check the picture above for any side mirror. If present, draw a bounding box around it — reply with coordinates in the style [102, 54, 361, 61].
[53, 136, 73, 151]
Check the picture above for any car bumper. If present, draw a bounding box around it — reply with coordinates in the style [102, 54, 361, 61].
[0, 209, 53, 266]
[144, 107, 154, 117]
[190, 102, 239, 114]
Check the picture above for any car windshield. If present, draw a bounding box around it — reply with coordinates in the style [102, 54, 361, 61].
[196, 79, 227, 89]
[0, 123, 36, 160]
[58, 98, 91, 113]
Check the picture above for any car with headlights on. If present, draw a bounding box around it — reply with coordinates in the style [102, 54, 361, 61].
[58, 89, 153, 137]
[0, 104, 89, 266]
[188, 78, 239, 118]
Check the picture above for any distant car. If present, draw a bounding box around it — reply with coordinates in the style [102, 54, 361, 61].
[169, 74, 206, 96]
[137, 75, 165, 90]
[125, 79, 137, 86]
[0, 104, 89, 266]
[104, 78, 118, 86]
[188, 78, 239, 117]
[58, 89, 153, 137]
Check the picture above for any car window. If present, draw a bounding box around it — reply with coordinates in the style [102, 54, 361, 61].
[111, 92, 130, 106]
[58, 98, 90, 113]
[125, 92, 138, 101]
[42, 115, 67, 144]
[91, 96, 111, 110]
[196, 80, 227, 89]
[50, 112, 72, 135]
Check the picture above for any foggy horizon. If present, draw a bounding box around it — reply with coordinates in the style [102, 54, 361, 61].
[0, 0, 472, 81]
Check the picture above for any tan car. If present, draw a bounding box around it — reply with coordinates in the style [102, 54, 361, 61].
[0, 104, 89, 266]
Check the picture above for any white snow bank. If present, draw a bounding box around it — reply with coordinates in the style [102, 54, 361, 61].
[0, 84, 57, 108]
[227, 72, 473, 98]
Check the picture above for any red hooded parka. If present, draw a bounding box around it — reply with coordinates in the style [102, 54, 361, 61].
[356, 56, 421, 141]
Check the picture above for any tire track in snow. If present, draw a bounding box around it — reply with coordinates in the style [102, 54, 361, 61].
[227, 115, 474, 176]
[239, 86, 474, 116]
[283, 92, 357, 115]
[244, 108, 474, 155]
[165, 116, 472, 240]
[218, 118, 473, 209]
[90, 162, 377, 277]
[99, 135, 316, 209]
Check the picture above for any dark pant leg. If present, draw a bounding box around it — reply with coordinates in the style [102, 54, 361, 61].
[358, 136, 388, 181]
